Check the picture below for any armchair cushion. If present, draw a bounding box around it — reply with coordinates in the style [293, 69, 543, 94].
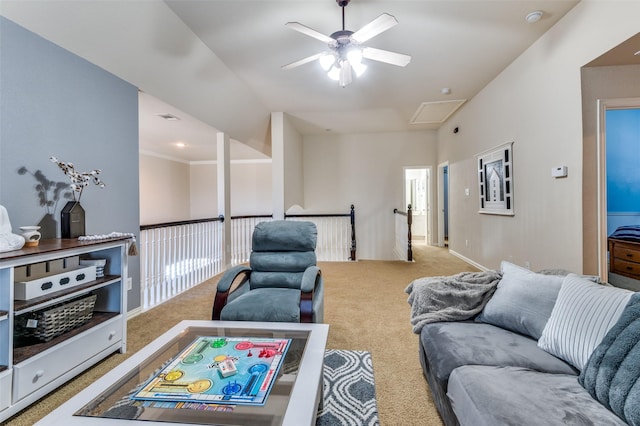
[250, 271, 305, 290]
[250, 251, 317, 272]
[252, 220, 317, 252]
[219, 288, 301, 322]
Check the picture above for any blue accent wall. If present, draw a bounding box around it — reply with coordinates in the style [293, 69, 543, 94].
[0, 16, 141, 310]
[607, 108, 640, 211]
[606, 108, 640, 236]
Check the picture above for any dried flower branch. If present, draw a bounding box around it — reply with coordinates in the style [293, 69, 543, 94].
[50, 156, 105, 202]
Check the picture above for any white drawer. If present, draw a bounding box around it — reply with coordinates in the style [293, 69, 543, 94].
[14, 265, 97, 300]
[0, 369, 11, 411]
[12, 317, 123, 402]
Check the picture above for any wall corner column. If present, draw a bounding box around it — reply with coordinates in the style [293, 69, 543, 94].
[217, 132, 231, 267]
[271, 112, 285, 219]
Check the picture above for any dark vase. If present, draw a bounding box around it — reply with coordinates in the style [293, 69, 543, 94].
[61, 201, 85, 238]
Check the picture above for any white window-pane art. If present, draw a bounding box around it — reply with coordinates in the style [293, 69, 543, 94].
[476, 142, 514, 216]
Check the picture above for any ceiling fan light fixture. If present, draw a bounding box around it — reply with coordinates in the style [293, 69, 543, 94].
[346, 47, 363, 64]
[319, 53, 336, 71]
[327, 65, 341, 81]
[352, 61, 367, 77]
[283, 0, 410, 86]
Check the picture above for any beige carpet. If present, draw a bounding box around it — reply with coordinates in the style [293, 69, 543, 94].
[5, 244, 477, 425]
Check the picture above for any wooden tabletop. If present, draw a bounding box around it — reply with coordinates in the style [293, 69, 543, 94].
[0, 237, 131, 261]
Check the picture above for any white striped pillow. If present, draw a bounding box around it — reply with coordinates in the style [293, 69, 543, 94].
[537, 273, 632, 370]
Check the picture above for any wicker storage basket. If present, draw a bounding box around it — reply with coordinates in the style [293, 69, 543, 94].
[15, 294, 97, 342]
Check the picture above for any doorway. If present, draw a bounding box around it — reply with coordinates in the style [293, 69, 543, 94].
[597, 98, 640, 290]
[404, 167, 431, 245]
[437, 162, 449, 248]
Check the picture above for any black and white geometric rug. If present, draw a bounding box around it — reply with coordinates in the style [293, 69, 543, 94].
[317, 350, 380, 426]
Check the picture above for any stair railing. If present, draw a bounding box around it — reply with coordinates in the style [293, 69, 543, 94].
[393, 204, 413, 261]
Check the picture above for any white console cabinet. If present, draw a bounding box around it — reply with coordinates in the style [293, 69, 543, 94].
[0, 237, 128, 422]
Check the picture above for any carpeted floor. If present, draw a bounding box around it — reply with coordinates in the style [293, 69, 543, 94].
[5, 244, 477, 425]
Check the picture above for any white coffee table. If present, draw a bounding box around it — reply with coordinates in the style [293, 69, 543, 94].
[35, 320, 329, 426]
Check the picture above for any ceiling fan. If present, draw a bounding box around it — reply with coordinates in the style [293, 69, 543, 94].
[282, 0, 411, 87]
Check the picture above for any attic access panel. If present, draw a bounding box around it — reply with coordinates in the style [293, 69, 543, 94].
[410, 100, 466, 124]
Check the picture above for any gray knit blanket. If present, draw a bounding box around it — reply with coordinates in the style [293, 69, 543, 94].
[405, 270, 502, 334]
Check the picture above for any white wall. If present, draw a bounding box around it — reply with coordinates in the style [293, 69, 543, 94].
[144, 159, 273, 221]
[139, 154, 190, 225]
[190, 163, 217, 219]
[231, 162, 273, 215]
[283, 114, 304, 212]
[304, 130, 438, 260]
[436, 0, 640, 273]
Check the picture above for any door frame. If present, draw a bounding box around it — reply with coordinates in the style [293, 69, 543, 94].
[403, 166, 431, 245]
[437, 161, 449, 248]
[596, 97, 640, 281]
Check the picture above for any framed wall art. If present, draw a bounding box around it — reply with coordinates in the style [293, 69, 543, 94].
[476, 142, 514, 216]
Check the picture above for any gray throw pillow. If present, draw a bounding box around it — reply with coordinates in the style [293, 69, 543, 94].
[476, 261, 564, 340]
[537, 274, 632, 370]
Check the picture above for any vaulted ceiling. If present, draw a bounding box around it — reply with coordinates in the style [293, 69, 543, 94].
[163, 0, 580, 135]
[2, 1, 594, 161]
[148, 0, 582, 160]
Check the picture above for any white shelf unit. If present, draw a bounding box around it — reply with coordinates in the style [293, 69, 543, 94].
[0, 237, 129, 422]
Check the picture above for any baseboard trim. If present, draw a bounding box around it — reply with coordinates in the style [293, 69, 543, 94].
[126, 306, 143, 320]
[448, 250, 489, 271]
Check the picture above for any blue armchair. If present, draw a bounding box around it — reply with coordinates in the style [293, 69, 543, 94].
[212, 220, 324, 323]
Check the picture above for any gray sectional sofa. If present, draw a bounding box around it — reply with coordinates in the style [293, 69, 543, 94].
[409, 261, 640, 426]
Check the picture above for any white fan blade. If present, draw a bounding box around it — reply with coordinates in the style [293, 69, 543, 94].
[285, 22, 336, 46]
[362, 47, 411, 67]
[282, 52, 325, 70]
[351, 13, 398, 44]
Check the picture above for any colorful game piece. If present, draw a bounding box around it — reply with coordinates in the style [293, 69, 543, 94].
[218, 359, 238, 378]
[259, 349, 276, 358]
[211, 338, 227, 348]
[222, 380, 242, 395]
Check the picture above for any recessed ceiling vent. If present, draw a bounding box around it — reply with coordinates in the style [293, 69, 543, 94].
[156, 113, 181, 121]
[410, 100, 466, 124]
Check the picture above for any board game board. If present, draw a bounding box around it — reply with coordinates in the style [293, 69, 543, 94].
[131, 336, 291, 406]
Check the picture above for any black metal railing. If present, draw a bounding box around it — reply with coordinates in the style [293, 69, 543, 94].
[393, 204, 413, 261]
